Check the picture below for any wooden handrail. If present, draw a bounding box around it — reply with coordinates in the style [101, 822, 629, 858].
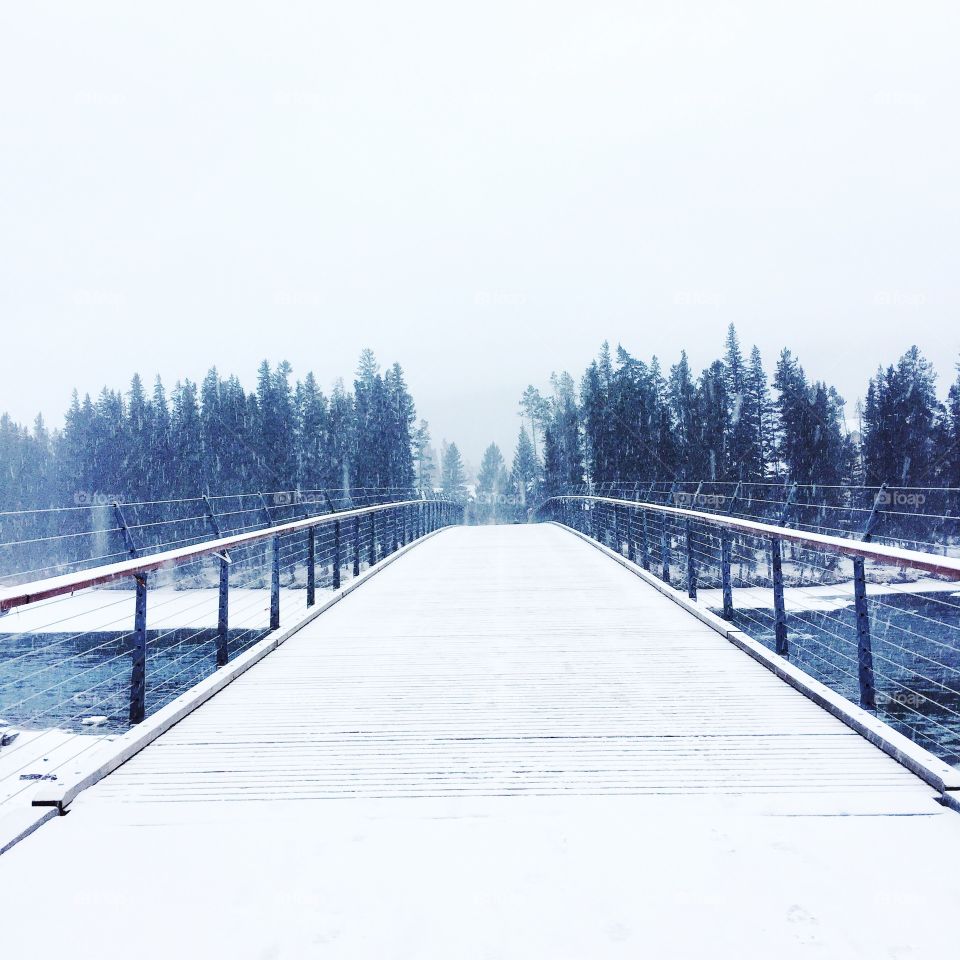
[542, 495, 960, 580]
[0, 499, 448, 613]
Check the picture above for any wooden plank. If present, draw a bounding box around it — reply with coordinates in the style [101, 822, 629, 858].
[78, 525, 948, 810]
[30, 527, 449, 812]
[6, 525, 960, 959]
[557, 522, 960, 793]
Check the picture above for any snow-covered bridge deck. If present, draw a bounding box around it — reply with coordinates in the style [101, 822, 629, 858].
[2, 524, 959, 956]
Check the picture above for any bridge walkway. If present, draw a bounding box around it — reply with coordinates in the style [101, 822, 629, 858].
[1, 524, 957, 957]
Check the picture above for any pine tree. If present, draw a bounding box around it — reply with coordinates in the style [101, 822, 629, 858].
[476, 443, 508, 523]
[440, 441, 468, 502]
[773, 350, 852, 484]
[327, 380, 354, 497]
[150, 376, 172, 496]
[511, 428, 540, 507]
[649, 356, 678, 480]
[413, 420, 435, 492]
[743, 346, 772, 480]
[384, 362, 416, 489]
[695, 360, 730, 480]
[541, 371, 583, 493]
[724, 325, 755, 479]
[610, 347, 653, 481]
[518, 385, 550, 461]
[944, 361, 960, 485]
[667, 351, 697, 479]
[126, 374, 152, 501]
[352, 349, 388, 493]
[171, 379, 202, 496]
[862, 347, 942, 485]
[296, 371, 329, 493]
[199, 367, 224, 494]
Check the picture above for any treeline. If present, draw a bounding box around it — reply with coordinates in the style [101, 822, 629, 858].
[0, 350, 438, 511]
[475, 326, 960, 522]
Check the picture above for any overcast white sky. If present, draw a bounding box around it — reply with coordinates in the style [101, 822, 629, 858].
[1, 2, 958, 469]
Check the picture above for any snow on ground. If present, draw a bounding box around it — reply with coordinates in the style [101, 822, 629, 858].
[3, 794, 960, 958]
[0, 722, 116, 848]
[2, 525, 959, 955]
[0, 725, 114, 803]
[0, 586, 308, 633]
[697, 576, 960, 612]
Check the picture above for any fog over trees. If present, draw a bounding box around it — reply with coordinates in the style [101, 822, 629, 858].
[0, 350, 423, 511]
[2, 327, 959, 522]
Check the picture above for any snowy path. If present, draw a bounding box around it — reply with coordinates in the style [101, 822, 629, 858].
[1, 524, 958, 957]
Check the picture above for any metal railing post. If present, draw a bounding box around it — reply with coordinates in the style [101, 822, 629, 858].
[853, 557, 877, 709]
[270, 535, 281, 630]
[685, 517, 697, 600]
[129, 574, 147, 724]
[307, 527, 316, 607]
[353, 515, 361, 576]
[217, 555, 229, 665]
[113, 501, 140, 559]
[640, 509, 650, 571]
[771, 538, 788, 656]
[720, 530, 733, 621]
[660, 516, 671, 584]
[333, 520, 341, 589]
[613, 505, 620, 555]
[369, 512, 377, 565]
[626, 507, 636, 563]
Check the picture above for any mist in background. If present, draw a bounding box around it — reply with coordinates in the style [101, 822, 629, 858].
[1, 1, 958, 464]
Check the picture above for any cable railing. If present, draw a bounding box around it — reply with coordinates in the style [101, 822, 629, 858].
[0, 486, 422, 587]
[560, 481, 960, 555]
[0, 496, 462, 810]
[536, 492, 960, 769]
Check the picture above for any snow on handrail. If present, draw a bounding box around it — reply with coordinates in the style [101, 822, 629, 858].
[0, 499, 453, 613]
[542, 495, 960, 580]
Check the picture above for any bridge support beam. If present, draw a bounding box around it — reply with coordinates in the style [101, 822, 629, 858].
[129, 575, 148, 725]
[853, 557, 877, 709]
[660, 518, 671, 584]
[217, 556, 229, 665]
[685, 518, 697, 601]
[333, 521, 341, 590]
[270, 536, 281, 630]
[720, 531, 734, 621]
[307, 527, 316, 607]
[640, 510, 650, 571]
[771, 539, 788, 657]
[353, 516, 361, 577]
